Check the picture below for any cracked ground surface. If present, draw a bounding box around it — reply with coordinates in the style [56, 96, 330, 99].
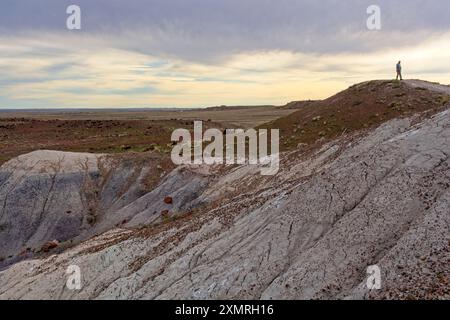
[0, 101, 449, 299]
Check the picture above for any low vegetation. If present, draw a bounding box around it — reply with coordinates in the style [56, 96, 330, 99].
[261, 80, 450, 151]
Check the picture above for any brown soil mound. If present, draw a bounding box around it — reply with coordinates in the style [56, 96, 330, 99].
[262, 80, 450, 151]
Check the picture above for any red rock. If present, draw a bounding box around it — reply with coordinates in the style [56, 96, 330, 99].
[164, 196, 173, 204]
[161, 210, 170, 217]
[41, 240, 59, 253]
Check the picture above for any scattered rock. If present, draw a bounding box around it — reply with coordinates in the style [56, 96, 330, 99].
[41, 240, 59, 253]
[161, 210, 170, 217]
[164, 196, 173, 204]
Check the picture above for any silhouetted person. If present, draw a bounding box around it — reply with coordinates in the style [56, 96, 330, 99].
[396, 61, 403, 81]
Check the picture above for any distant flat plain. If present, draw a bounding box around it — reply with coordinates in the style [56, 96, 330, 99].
[0, 105, 294, 129]
[0, 106, 295, 165]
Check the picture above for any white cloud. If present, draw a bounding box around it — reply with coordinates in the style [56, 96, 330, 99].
[0, 0, 450, 108]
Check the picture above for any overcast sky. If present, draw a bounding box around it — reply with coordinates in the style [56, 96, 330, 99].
[1, 0, 449, 108]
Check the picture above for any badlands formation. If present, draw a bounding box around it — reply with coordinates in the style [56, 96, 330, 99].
[0, 80, 449, 300]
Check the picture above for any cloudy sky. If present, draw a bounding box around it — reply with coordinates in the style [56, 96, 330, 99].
[1, 0, 449, 109]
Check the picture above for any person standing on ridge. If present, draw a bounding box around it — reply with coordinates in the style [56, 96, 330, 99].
[396, 61, 403, 80]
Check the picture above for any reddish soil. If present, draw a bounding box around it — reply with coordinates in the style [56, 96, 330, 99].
[262, 80, 450, 151]
[0, 118, 224, 165]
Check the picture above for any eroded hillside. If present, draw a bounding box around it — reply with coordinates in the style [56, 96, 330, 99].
[264, 80, 450, 151]
[0, 80, 449, 300]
